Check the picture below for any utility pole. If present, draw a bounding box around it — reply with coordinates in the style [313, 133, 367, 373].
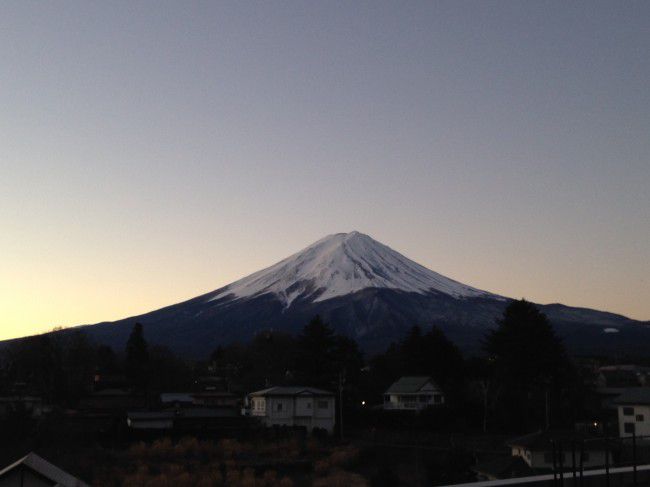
[338, 369, 345, 440]
[545, 388, 550, 430]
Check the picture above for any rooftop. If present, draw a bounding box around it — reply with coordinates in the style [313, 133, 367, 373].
[0, 452, 89, 487]
[614, 387, 650, 405]
[249, 386, 333, 397]
[385, 376, 439, 394]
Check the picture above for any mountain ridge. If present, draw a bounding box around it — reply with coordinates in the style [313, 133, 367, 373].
[2, 231, 648, 357]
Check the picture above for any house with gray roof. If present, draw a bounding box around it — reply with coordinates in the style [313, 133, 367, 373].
[383, 376, 444, 411]
[247, 386, 335, 433]
[0, 453, 89, 487]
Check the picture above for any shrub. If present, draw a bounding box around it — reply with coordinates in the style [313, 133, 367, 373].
[314, 459, 330, 476]
[261, 470, 278, 486]
[128, 441, 148, 458]
[151, 438, 174, 459]
[175, 437, 201, 457]
[219, 438, 245, 459]
[313, 470, 368, 487]
[329, 446, 360, 469]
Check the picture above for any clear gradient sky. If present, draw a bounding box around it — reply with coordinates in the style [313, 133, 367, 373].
[1, 1, 649, 340]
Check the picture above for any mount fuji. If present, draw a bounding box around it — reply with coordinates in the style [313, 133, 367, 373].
[27, 232, 650, 356]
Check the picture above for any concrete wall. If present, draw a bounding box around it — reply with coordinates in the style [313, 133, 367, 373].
[618, 404, 650, 438]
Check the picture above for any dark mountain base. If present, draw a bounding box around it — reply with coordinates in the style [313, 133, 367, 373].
[28, 288, 648, 359]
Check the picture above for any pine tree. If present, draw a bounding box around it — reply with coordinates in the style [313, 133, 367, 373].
[484, 299, 573, 431]
[125, 323, 149, 389]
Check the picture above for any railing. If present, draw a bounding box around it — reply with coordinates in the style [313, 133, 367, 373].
[442, 433, 650, 487]
[439, 463, 650, 487]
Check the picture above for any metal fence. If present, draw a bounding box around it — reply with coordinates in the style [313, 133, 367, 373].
[548, 433, 650, 487]
[439, 434, 650, 487]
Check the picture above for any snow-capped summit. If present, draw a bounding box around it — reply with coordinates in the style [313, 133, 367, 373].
[209, 231, 497, 306]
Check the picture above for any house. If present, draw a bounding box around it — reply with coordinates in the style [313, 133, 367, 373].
[247, 386, 335, 433]
[507, 431, 610, 470]
[383, 376, 444, 411]
[615, 387, 650, 438]
[593, 366, 650, 412]
[0, 452, 89, 486]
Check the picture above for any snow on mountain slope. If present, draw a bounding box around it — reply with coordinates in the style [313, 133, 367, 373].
[209, 231, 500, 306]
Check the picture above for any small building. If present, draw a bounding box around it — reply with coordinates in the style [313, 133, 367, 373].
[615, 387, 650, 438]
[127, 411, 175, 430]
[127, 408, 247, 432]
[383, 376, 444, 411]
[248, 386, 335, 433]
[0, 452, 89, 487]
[508, 431, 610, 470]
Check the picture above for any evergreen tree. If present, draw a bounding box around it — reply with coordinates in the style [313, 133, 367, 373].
[295, 315, 337, 388]
[484, 299, 573, 431]
[484, 299, 568, 387]
[125, 323, 149, 389]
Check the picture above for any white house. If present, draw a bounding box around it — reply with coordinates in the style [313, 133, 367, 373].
[0, 453, 89, 487]
[247, 386, 335, 433]
[508, 431, 610, 470]
[615, 388, 650, 438]
[383, 376, 444, 411]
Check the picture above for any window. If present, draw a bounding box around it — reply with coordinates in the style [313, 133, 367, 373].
[625, 422, 636, 434]
[434, 394, 443, 404]
[636, 414, 644, 422]
[317, 400, 328, 409]
[623, 407, 634, 416]
[276, 403, 283, 412]
[418, 395, 430, 402]
[307, 402, 312, 409]
[581, 452, 590, 462]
